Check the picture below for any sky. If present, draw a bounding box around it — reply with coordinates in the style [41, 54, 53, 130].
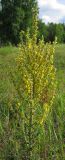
[38, 0, 65, 23]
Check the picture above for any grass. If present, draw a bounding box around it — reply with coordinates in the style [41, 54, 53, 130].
[0, 46, 18, 103]
[0, 45, 18, 55]
[0, 44, 65, 159]
[55, 44, 65, 101]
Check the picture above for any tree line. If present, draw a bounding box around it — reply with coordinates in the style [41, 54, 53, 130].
[0, 0, 65, 45]
[38, 20, 65, 43]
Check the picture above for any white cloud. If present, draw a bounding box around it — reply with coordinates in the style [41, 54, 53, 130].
[42, 15, 51, 24]
[38, 0, 47, 7]
[38, 0, 65, 23]
[42, 15, 61, 24]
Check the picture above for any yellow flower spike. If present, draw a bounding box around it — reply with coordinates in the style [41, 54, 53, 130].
[44, 103, 49, 113]
[16, 102, 21, 109]
[28, 43, 31, 49]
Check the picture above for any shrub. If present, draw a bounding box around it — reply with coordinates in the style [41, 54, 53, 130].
[12, 31, 57, 159]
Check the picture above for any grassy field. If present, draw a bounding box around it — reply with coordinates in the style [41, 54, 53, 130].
[55, 44, 65, 96]
[0, 46, 18, 103]
[0, 44, 65, 159]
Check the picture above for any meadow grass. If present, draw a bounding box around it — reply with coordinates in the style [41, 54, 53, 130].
[0, 46, 18, 103]
[0, 44, 65, 159]
[0, 45, 18, 55]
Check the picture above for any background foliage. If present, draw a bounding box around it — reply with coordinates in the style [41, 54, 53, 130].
[0, 0, 65, 44]
[0, 0, 38, 44]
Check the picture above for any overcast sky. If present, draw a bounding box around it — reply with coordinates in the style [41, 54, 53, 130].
[38, 0, 65, 23]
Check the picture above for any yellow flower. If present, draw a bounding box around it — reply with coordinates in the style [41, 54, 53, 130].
[44, 103, 49, 113]
[18, 102, 20, 106]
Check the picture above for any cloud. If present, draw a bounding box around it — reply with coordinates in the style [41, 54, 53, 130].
[38, 0, 47, 7]
[38, 0, 65, 23]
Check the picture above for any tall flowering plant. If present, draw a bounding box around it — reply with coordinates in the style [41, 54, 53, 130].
[15, 31, 56, 159]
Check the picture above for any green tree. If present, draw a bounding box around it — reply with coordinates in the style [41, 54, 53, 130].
[38, 21, 56, 43]
[22, 0, 38, 34]
[63, 23, 65, 43]
[1, 0, 13, 43]
[1, 0, 24, 44]
[38, 20, 48, 42]
[1, 0, 38, 44]
[56, 23, 64, 43]
[47, 23, 56, 42]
